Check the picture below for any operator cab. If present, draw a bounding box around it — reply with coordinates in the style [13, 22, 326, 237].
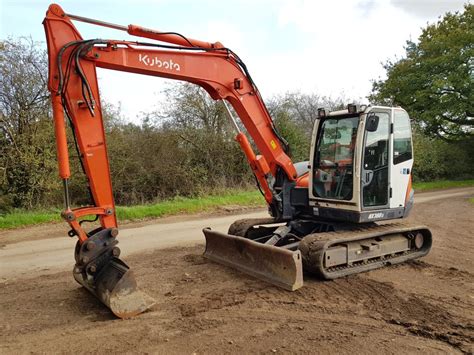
[308, 105, 414, 223]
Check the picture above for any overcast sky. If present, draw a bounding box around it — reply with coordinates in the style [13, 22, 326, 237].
[0, 0, 468, 121]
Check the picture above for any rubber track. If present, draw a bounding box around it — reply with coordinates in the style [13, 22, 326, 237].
[298, 222, 432, 280]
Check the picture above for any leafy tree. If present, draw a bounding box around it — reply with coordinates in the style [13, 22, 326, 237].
[156, 83, 252, 192]
[272, 108, 310, 162]
[267, 91, 347, 162]
[412, 129, 474, 181]
[370, 4, 473, 141]
[159, 83, 231, 134]
[0, 38, 58, 209]
[267, 91, 346, 136]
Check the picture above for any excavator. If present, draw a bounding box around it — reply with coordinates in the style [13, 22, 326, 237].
[43, 4, 432, 318]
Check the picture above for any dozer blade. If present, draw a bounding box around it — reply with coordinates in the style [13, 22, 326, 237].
[203, 228, 303, 291]
[73, 229, 155, 318]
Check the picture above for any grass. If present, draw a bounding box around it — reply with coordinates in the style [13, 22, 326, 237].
[2, 179, 473, 230]
[0, 190, 264, 230]
[0, 209, 62, 230]
[469, 198, 474, 205]
[412, 179, 474, 192]
[115, 190, 264, 221]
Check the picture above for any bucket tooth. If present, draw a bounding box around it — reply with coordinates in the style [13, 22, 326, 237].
[203, 228, 303, 291]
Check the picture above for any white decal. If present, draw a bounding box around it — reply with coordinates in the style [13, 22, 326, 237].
[138, 54, 181, 71]
[368, 212, 384, 219]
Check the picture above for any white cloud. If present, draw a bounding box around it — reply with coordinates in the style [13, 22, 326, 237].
[390, 0, 467, 18]
[95, 0, 466, 121]
[246, 0, 419, 103]
[97, 69, 173, 122]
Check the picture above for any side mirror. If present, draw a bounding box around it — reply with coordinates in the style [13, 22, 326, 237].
[366, 115, 379, 132]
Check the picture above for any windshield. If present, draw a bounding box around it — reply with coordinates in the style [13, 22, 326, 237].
[313, 116, 359, 200]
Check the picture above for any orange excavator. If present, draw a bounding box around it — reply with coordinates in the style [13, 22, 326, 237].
[43, 4, 432, 318]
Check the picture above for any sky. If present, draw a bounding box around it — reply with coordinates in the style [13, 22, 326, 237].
[0, 0, 468, 121]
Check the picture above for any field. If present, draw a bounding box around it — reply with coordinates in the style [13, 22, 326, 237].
[0, 189, 473, 354]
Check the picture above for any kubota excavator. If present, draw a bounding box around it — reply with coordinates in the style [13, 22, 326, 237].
[43, 4, 432, 318]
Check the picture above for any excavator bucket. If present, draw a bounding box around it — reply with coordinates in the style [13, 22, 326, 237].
[73, 229, 155, 318]
[203, 228, 303, 291]
[73, 258, 155, 318]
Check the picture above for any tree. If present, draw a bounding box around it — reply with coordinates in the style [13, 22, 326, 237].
[370, 4, 473, 141]
[267, 92, 347, 135]
[0, 38, 58, 209]
[159, 83, 231, 133]
[412, 129, 474, 181]
[266, 91, 347, 162]
[156, 83, 252, 192]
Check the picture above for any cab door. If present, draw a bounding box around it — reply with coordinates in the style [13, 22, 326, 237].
[390, 109, 414, 208]
[361, 110, 391, 209]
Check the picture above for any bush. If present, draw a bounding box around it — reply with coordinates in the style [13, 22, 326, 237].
[413, 132, 474, 182]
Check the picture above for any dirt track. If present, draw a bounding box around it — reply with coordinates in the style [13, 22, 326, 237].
[1, 189, 473, 354]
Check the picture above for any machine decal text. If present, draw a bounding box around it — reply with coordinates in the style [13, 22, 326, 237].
[139, 54, 181, 71]
[368, 212, 384, 219]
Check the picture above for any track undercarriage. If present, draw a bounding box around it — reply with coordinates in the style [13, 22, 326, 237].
[203, 217, 432, 290]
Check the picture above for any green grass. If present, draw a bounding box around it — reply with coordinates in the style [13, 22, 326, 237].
[115, 190, 264, 221]
[2, 179, 473, 230]
[0, 190, 264, 230]
[469, 198, 474, 205]
[412, 179, 474, 192]
[0, 209, 62, 230]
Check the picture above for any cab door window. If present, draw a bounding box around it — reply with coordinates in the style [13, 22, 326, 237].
[362, 112, 390, 207]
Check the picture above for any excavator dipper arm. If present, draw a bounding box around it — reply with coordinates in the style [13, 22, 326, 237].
[43, 4, 299, 317]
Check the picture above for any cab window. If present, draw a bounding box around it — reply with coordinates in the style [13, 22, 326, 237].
[313, 116, 359, 200]
[393, 110, 413, 164]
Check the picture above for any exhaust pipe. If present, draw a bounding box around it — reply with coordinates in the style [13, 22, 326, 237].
[73, 228, 155, 318]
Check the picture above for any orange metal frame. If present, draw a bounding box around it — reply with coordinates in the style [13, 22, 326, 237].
[43, 4, 298, 242]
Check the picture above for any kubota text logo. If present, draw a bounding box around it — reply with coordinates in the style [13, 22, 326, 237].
[138, 54, 181, 71]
